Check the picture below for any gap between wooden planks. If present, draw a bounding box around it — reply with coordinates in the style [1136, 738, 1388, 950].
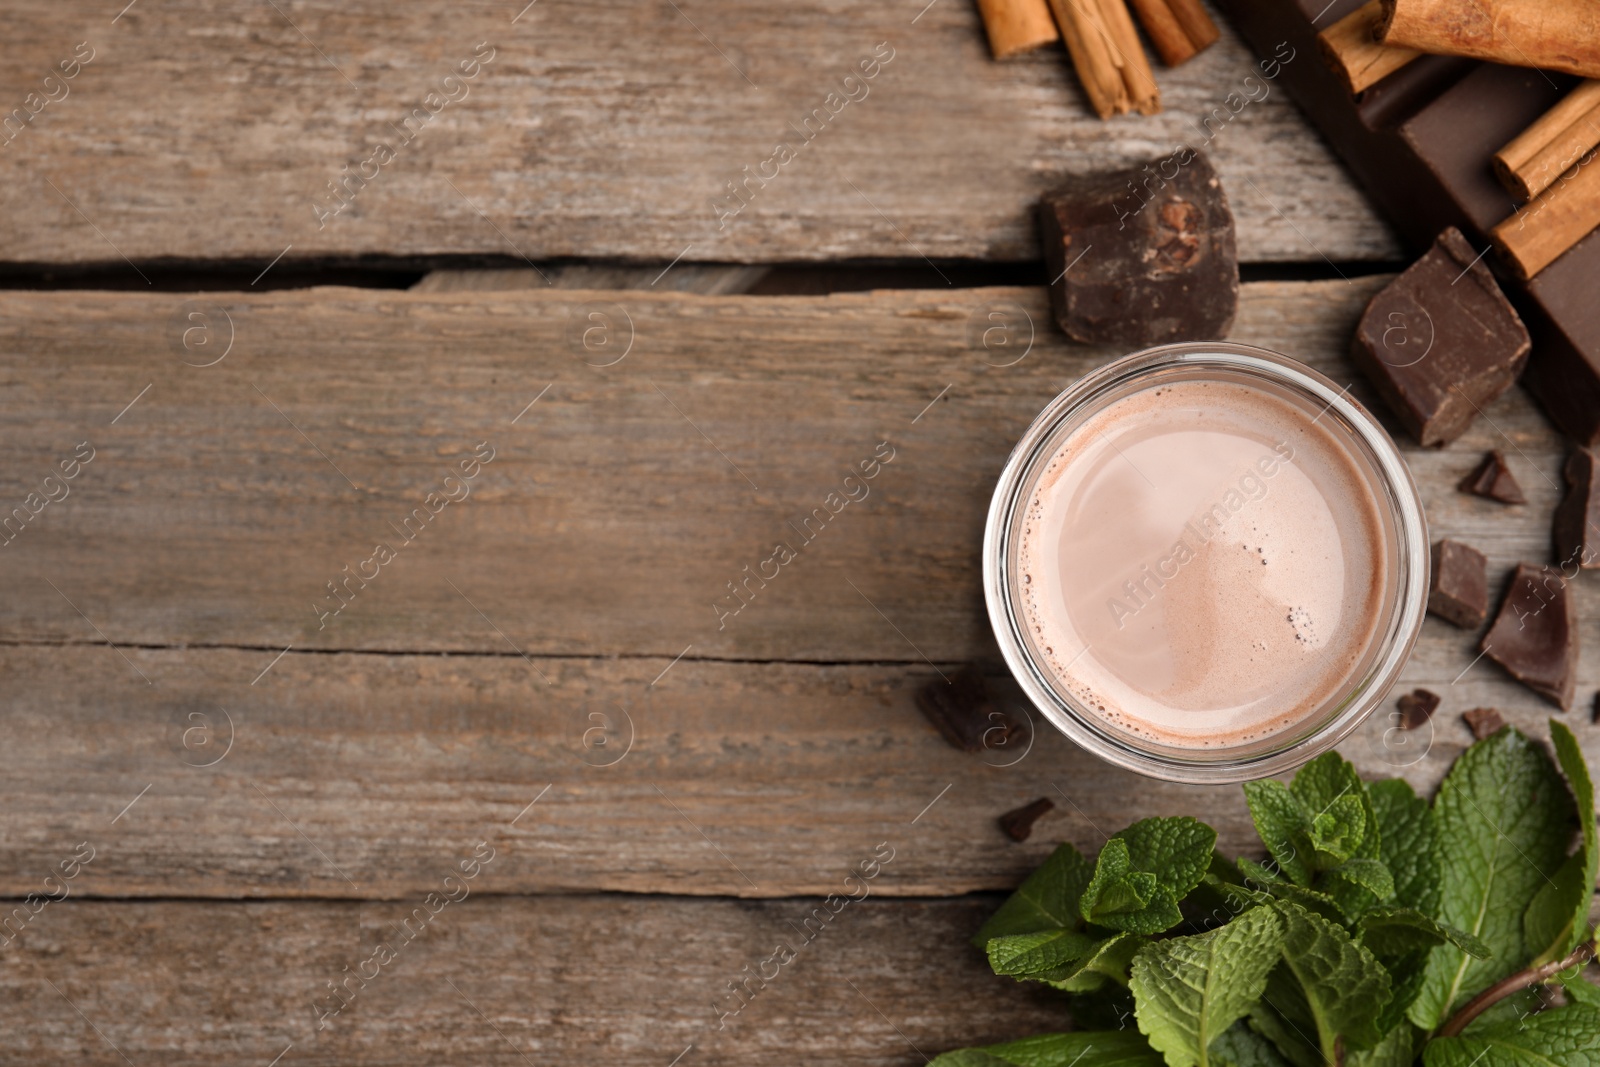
[0, 0, 1398, 266]
[0, 279, 1590, 901]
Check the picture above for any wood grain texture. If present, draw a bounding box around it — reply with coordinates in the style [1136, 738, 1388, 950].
[0, 279, 1576, 665]
[0, 895, 1070, 1065]
[0, 1, 1398, 267]
[0, 280, 1593, 902]
[0, 638, 1587, 901]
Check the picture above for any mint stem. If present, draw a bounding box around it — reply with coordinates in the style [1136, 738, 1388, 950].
[1436, 939, 1597, 1038]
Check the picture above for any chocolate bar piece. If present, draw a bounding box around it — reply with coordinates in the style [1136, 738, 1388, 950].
[1428, 538, 1488, 628]
[999, 797, 1055, 842]
[1039, 149, 1238, 345]
[1482, 563, 1578, 709]
[1213, 0, 1600, 446]
[1459, 450, 1526, 504]
[916, 667, 1019, 753]
[1350, 228, 1531, 446]
[1462, 707, 1506, 740]
[1554, 447, 1600, 570]
[1396, 688, 1440, 730]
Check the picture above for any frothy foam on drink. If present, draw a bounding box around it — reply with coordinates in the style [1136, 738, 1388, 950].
[1015, 378, 1387, 750]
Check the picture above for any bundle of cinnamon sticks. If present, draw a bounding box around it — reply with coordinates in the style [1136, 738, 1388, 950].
[973, 0, 1219, 119]
[1316, 0, 1600, 280]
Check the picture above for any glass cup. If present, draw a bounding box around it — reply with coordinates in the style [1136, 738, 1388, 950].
[983, 341, 1429, 784]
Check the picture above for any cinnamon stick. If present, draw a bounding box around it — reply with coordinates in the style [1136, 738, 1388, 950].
[1318, 0, 1419, 95]
[975, 0, 1061, 59]
[1494, 81, 1600, 202]
[1492, 150, 1600, 279]
[1379, 0, 1600, 81]
[1047, 0, 1161, 118]
[1127, 0, 1219, 66]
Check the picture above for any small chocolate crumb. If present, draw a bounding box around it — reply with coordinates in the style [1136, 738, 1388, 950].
[1396, 688, 1440, 730]
[999, 797, 1056, 842]
[1482, 562, 1579, 709]
[1428, 539, 1489, 628]
[1463, 707, 1506, 740]
[1593, 691, 1600, 725]
[916, 666, 1019, 753]
[1460, 450, 1527, 504]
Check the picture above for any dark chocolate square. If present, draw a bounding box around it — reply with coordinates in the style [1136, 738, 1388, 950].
[1428, 539, 1488, 628]
[1482, 562, 1578, 709]
[1350, 228, 1531, 446]
[1039, 149, 1237, 346]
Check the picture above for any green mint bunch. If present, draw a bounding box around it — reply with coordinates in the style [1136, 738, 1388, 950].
[935, 721, 1599, 1067]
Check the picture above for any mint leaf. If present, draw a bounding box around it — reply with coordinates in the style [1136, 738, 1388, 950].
[1410, 727, 1576, 1028]
[1269, 884, 1347, 925]
[1209, 1022, 1293, 1067]
[1295, 754, 1383, 916]
[1525, 719, 1596, 962]
[929, 1031, 1167, 1067]
[1238, 870, 1346, 924]
[1346, 1024, 1417, 1067]
[1323, 857, 1395, 902]
[987, 930, 1101, 979]
[1292, 753, 1380, 864]
[1130, 905, 1282, 1067]
[1083, 839, 1154, 915]
[1526, 852, 1589, 967]
[1237, 858, 1282, 887]
[1358, 906, 1490, 959]
[1114, 817, 1218, 899]
[1083, 839, 1184, 935]
[1369, 778, 1440, 915]
[1422, 1003, 1600, 1067]
[1044, 933, 1144, 992]
[932, 1052, 1029, 1067]
[1272, 900, 1393, 1053]
[976, 842, 1095, 947]
[1242, 780, 1314, 887]
[1248, 976, 1320, 1067]
[1308, 795, 1368, 868]
[1375, 954, 1430, 1037]
[1562, 973, 1600, 1008]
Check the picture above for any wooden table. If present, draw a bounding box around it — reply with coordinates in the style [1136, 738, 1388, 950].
[0, 2, 1590, 1064]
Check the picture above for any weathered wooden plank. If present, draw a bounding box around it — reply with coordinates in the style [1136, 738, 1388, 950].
[0, 895, 1070, 1065]
[0, 280, 1575, 668]
[0, 639, 1584, 901]
[0, 1, 1397, 267]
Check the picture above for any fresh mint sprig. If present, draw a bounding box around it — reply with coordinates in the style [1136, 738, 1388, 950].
[935, 721, 1599, 1067]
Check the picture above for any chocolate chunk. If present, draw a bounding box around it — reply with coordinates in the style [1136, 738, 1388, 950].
[1554, 447, 1600, 570]
[1482, 563, 1579, 709]
[1396, 688, 1441, 730]
[1039, 148, 1237, 346]
[1459, 450, 1527, 504]
[1462, 707, 1506, 740]
[1206, 2, 1600, 445]
[1593, 691, 1600, 725]
[1428, 538, 1489, 628]
[999, 797, 1056, 842]
[1350, 228, 1531, 446]
[916, 667, 1019, 753]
